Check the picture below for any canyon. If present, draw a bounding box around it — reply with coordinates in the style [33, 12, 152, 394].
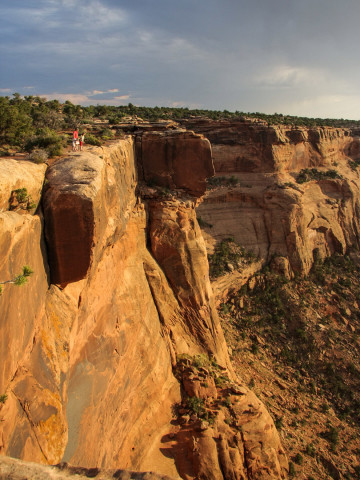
[0, 118, 360, 479]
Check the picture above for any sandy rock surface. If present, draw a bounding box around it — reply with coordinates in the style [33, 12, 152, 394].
[0, 158, 46, 212]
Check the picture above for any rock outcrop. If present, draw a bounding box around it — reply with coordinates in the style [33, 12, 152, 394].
[136, 130, 213, 196]
[0, 158, 46, 212]
[187, 118, 360, 283]
[0, 455, 178, 480]
[0, 130, 288, 479]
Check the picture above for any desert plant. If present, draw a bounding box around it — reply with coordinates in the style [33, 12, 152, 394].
[14, 187, 28, 203]
[187, 396, 205, 416]
[321, 425, 339, 451]
[24, 128, 64, 157]
[197, 216, 213, 228]
[296, 168, 342, 184]
[0, 265, 34, 295]
[10, 188, 37, 211]
[0, 393, 7, 404]
[100, 128, 115, 140]
[274, 415, 284, 430]
[29, 147, 48, 163]
[84, 133, 102, 146]
[305, 443, 316, 457]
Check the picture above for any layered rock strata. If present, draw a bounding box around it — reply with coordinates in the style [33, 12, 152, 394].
[187, 119, 360, 289]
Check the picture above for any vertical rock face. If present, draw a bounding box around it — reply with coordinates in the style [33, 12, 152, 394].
[136, 130, 213, 196]
[0, 132, 288, 479]
[189, 118, 360, 278]
[181, 118, 354, 174]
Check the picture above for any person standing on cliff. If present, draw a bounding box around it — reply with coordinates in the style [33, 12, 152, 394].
[79, 133, 85, 151]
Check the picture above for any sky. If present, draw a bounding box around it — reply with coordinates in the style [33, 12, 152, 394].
[1, 0, 360, 119]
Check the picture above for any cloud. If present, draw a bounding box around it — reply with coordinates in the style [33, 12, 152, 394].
[41, 91, 131, 106]
[89, 89, 119, 96]
[283, 94, 360, 119]
[43, 93, 91, 104]
[255, 65, 325, 88]
[1, 1, 360, 119]
[114, 95, 130, 100]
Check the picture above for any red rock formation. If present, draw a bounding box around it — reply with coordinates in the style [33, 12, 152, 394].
[0, 455, 178, 480]
[0, 159, 46, 212]
[0, 131, 288, 479]
[190, 118, 360, 280]
[181, 118, 354, 174]
[136, 130, 213, 196]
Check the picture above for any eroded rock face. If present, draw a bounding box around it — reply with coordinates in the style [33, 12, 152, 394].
[168, 358, 287, 480]
[191, 118, 360, 278]
[181, 118, 354, 173]
[43, 139, 138, 285]
[0, 132, 288, 479]
[0, 455, 178, 480]
[0, 159, 46, 212]
[136, 130, 213, 196]
[0, 212, 48, 391]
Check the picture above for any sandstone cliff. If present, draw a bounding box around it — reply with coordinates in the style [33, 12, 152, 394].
[0, 130, 287, 479]
[184, 118, 360, 297]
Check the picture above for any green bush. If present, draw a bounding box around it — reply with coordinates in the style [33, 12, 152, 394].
[207, 175, 239, 189]
[288, 461, 296, 477]
[187, 396, 205, 416]
[85, 133, 102, 146]
[305, 443, 316, 457]
[321, 425, 339, 450]
[274, 415, 284, 430]
[0, 265, 33, 295]
[100, 128, 115, 140]
[296, 168, 342, 184]
[208, 237, 257, 278]
[29, 147, 48, 163]
[14, 188, 28, 203]
[0, 393, 7, 404]
[24, 128, 64, 157]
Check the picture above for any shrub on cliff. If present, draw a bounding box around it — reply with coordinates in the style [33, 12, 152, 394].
[0, 265, 34, 296]
[296, 168, 343, 184]
[25, 128, 64, 157]
[100, 128, 115, 140]
[208, 238, 257, 278]
[85, 133, 102, 146]
[29, 147, 48, 163]
[207, 175, 239, 189]
[10, 188, 37, 211]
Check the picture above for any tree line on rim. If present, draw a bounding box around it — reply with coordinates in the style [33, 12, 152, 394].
[1, 93, 359, 157]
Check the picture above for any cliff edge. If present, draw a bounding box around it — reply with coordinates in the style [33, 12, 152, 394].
[0, 129, 287, 479]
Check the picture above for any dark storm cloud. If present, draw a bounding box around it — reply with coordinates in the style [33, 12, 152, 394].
[0, 0, 359, 118]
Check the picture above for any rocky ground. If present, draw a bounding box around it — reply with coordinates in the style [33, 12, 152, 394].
[217, 254, 360, 479]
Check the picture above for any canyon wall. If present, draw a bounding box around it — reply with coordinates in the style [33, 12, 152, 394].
[185, 119, 360, 296]
[0, 130, 287, 479]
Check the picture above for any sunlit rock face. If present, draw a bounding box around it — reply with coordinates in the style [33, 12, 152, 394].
[0, 129, 290, 479]
[187, 118, 360, 278]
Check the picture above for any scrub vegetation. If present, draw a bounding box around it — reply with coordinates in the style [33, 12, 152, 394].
[219, 253, 360, 479]
[1, 93, 360, 159]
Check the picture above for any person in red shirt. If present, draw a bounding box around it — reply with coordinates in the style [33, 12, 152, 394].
[73, 129, 78, 140]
